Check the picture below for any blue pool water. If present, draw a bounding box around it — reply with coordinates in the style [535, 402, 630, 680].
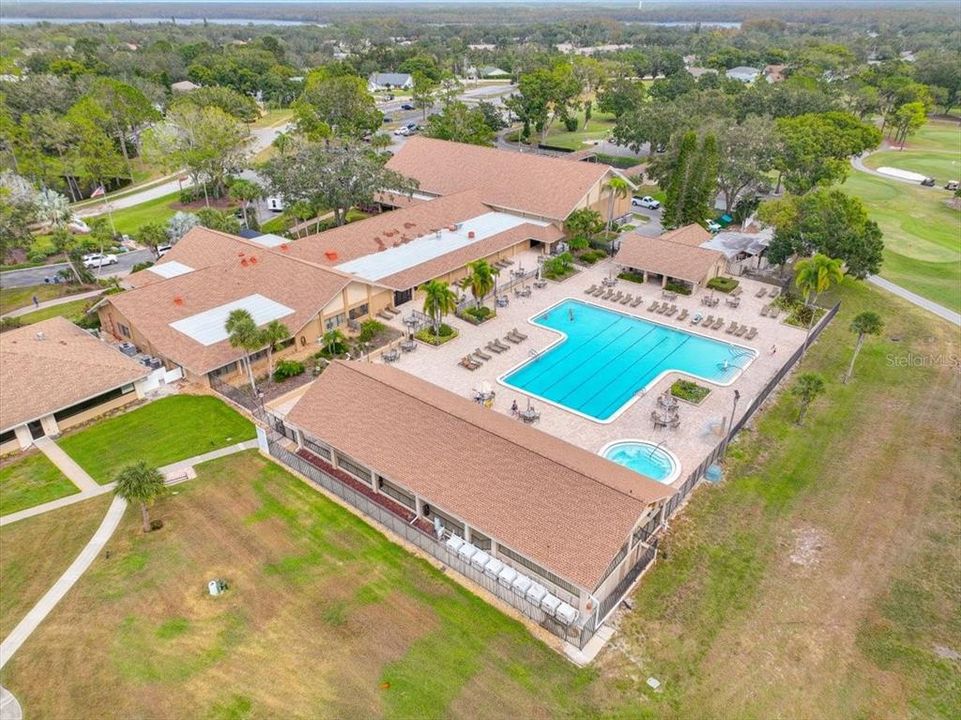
[602, 442, 679, 484]
[501, 299, 756, 422]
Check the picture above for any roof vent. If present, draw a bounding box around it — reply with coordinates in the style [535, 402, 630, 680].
[468, 231, 476, 239]
[280, 244, 289, 252]
[35, 331, 46, 341]
[240, 258, 249, 267]
[248, 256, 258, 264]
[325, 250, 338, 261]
[173, 296, 185, 306]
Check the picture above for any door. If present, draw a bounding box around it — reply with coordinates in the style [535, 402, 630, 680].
[27, 420, 45, 440]
[393, 288, 413, 306]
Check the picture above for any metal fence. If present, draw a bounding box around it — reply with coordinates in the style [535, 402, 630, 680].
[597, 541, 658, 623]
[663, 301, 841, 518]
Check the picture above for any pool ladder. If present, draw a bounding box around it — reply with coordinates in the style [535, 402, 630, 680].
[649, 439, 667, 458]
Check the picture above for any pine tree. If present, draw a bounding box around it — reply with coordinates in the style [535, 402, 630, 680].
[662, 131, 697, 229]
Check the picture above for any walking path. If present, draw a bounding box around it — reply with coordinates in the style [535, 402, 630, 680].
[0, 495, 127, 670]
[1, 289, 104, 319]
[0, 687, 22, 720]
[868, 275, 961, 326]
[0, 439, 258, 527]
[0, 438, 259, 677]
[33, 438, 99, 492]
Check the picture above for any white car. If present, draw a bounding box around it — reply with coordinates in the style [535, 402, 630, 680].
[632, 196, 661, 210]
[393, 126, 411, 136]
[705, 220, 722, 233]
[82, 253, 118, 269]
[67, 219, 91, 235]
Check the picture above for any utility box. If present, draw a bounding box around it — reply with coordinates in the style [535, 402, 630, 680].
[208, 579, 224, 596]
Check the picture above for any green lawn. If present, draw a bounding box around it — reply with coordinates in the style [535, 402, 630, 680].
[250, 108, 293, 129]
[542, 108, 616, 151]
[897, 120, 961, 153]
[57, 395, 256, 484]
[864, 150, 961, 181]
[16, 298, 96, 325]
[0, 493, 110, 638]
[0, 283, 95, 314]
[840, 171, 961, 312]
[85, 191, 182, 237]
[0, 452, 79, 516]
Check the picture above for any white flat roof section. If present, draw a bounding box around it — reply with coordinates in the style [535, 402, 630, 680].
[168, 294, 295, 346]
[334, 211, 550, 282]
[245, 233, 289, 248]
[148, 261, 194, 279]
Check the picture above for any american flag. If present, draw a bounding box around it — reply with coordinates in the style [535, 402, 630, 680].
[90, 185, 106, 198]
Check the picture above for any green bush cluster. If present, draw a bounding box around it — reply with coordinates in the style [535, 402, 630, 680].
[618, 271, 646, 284]
[460, 306, 494, 324]
[273, 359, 305, 382]
[706, 276, 740, 293]
[665, 280, 693, 295]
[415, 323, 457, 345]
[577, 249, 607, 265]
[671, 379, 711, 404]
[358, 318, 386, 343]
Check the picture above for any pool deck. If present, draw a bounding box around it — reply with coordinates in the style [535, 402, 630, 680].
[328, 253, 807, 489]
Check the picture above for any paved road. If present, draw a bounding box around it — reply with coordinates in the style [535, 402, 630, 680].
[868, 274, 961, 326]
[0, 249, 153, 288]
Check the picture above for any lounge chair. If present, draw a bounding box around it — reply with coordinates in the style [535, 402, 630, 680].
[474, 347, 492, 360]
[459, 356, 480, 371]
[584, 284, 598, 295]
[385, 306, 401, 316]
[735, 325, 748, 337]
[657, 303, 669, 314]
[756, 287, 767, 298]
[630, 295, 644, 307]
[712, 317, 724, 330]
[377, 310, 393, 321]
[769, 307, 781, 319]
[677, 309, 689, 321]
[725, 321, 738, 334]
[611, 291, 623, 302]
[505, 333, 521, 344]
[486, 342, 504, 354]
[760, 305, 770, 317]
[602, 289, 614, 300]
[648, 300, 659, 311]
[745, 326, 758, 340]
[493, 338, 511, 351]
[620, 293, 633, 305]
[769, 287, 780, 298]
[511, 327, 528, 340]
[731, 287, 743, 297]
[666, 304, 678, 316]
[702, 315, 714, 328]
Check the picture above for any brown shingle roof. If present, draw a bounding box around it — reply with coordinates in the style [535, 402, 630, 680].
[289, 191, 563, 290]
[286, 361, 670, 590]
[617, 233, 725, 285]
[106, 249, 350, 376]
[0, 317, 148, 431]
[386, 136, 615, 221]
[660, 223, 712, 247]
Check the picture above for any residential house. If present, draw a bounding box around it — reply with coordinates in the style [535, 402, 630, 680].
[367, 72, 414, 92]
[725, 66, 762, 83]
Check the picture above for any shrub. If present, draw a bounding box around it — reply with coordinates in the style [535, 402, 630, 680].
[706, 276, 740, 293]
[577, 249, 607, 265]
[563, 116, 578, 132]
[460, 306, 494, 324]
[415, 323, 457, 346]
[358, 318, 386, 343]
[618, 271, 646, 284]
[665, 280, 693, 296]
[273, 359, 305, 382]
[130, 261, 155, 273]
[0, 317, 23, 333]
[671, 379, 711, 404]
[543, 252, 576, 280]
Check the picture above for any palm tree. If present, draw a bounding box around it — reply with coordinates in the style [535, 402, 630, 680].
[260, 320, 291, 383]
[843, 311, 884, 384]
[228, 179, 263, 228]
[421, 279, 458, 335]
[114, 461, 166, 533]
[225, 309, 262, 393]
[462, 259, 498, 308]
[794, 254, 845, 353]
[321, 328, 348, 356]
[791, 373, 826, 425]
[604, 176, 632, 232]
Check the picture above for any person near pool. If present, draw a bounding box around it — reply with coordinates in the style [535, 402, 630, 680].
[568, 307, 574, 322]
[510, 399, 518, 416]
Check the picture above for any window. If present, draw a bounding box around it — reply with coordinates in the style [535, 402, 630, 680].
[498, 545, 580, 596]
[324, 313, 346, 331]
[470, 529, 491, 551]
[377, 476, 415, 509]
[0, 429, 15, 446]
[118, 323, 131, 339]
[336, 452, 371, 483]
[209, 362, 238, 379]
[421, 504, 465, 535]
[53, 384, 133, 422]
[303, 435, 332, 461]
[348, 303, 369, 320]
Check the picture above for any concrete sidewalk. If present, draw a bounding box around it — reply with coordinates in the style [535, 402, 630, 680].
[868, 275, 961, 326]
[0, 440, 259, 527]
[0, 289, 104, 319]
[33, 437, 99, 492]
[0, 495, 127, 670]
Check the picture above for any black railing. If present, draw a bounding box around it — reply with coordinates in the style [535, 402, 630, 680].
[597, 540, 659, 623]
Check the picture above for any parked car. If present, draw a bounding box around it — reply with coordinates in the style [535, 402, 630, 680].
[394, 126, 411, 136]
[82, 253, 118, 269]
[920, 177, 936, 187]
[266, 197, 284, 212]
[945, 180, 959, 191]
[382, 116, 393, 123]
[705, 220, 722, 233]
[66, 219, 91, 235]
[400, 103, 415, 111]
[632, 196, 661, 210]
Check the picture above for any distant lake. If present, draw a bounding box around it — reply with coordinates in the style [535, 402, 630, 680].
[626, 21, 742, 29]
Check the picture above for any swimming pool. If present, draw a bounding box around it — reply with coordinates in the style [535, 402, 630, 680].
[600, 440, 681, 484]
[500, 298, 756, 422]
